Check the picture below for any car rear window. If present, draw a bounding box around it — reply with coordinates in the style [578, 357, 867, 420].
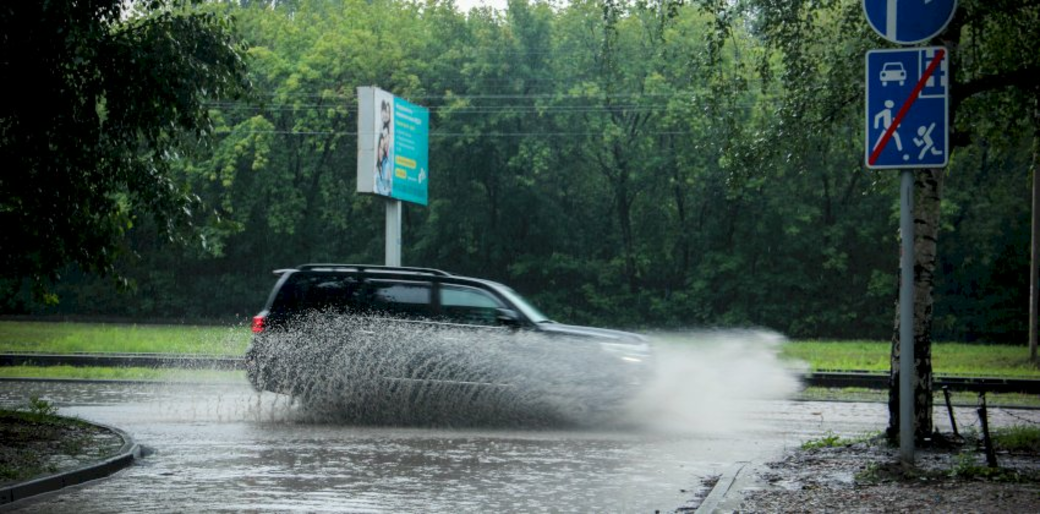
[271, 274, 364, 314]
[271, 273, 434, 319]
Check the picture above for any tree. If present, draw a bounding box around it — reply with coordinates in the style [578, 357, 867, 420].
[0, 0, 249, 302]
[886, 0, 1040, 442]
[5, 0, 1030, 351]
[735, 0, 1040, 443]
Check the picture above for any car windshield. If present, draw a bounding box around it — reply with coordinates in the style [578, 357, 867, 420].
[495, 284, 551, 323]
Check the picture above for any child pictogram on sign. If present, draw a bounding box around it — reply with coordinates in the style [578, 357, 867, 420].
[913, 122, 943, 161]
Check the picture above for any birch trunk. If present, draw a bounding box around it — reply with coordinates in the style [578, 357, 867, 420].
[887, 168, 942, 442]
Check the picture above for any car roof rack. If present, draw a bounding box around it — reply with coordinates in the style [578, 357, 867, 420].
[291, 263, 454, 277]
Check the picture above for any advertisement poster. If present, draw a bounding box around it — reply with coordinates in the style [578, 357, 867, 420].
[356, 87, 429, 206]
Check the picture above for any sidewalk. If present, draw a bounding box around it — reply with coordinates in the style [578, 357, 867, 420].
[693, 441, 1040, 513]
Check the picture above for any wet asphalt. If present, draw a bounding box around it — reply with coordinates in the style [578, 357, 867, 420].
[0, 379, 900, 513]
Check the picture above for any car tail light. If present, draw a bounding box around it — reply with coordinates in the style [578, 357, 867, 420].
[252, 315, 266, 334]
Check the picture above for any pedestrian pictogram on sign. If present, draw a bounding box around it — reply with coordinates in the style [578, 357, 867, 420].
[865, 47, 949, 169]
[863, 0, 958, 45]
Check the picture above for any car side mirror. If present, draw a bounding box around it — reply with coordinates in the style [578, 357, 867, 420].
[495, 308, 521, 328]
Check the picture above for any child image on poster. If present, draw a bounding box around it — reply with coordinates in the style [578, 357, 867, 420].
[374, 99, 393, 196]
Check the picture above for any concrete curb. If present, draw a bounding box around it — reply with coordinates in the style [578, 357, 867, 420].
[0, 420, 139, 507]
[695, 461, 767, 514]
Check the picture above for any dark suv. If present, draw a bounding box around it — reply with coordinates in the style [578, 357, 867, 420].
[245, 264, 652, 421]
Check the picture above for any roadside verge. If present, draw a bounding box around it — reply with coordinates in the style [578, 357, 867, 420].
[0, 420, 139, 506]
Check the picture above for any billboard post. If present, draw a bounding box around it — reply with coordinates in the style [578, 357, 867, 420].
[386, 200, 402, 267]
[357, 86, 430, 266]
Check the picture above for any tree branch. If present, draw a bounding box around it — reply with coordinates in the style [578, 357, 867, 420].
[955, 66, 1040, 104]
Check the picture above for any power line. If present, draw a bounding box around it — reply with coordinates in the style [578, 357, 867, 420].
[207, 85, 773, 102]
[221, 129, 702, 137]
[205, 99, 770, 113]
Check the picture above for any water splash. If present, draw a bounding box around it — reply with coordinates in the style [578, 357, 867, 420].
[625, 329, 805, 434]
[247, 315, 651, 428]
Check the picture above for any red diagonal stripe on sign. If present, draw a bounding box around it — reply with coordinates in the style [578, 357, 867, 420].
[869, 48, 946, 166]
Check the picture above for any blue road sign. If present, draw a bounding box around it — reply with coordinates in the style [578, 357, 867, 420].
[863, 0, 957, 45]
[865, 47, 948, 169]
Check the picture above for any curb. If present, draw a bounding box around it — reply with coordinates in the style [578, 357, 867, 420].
[0, 421, 139, 507]
[695, 461, 766, 513]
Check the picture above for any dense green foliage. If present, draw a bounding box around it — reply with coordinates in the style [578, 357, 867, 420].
[0, 0, 249, 299]
[2, 0, 1034, 344]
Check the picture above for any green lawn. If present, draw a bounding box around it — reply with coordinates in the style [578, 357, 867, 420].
[2, 322, 1037, 407]
[781, 340, 1040, 378]
[0, 364, 244, 383]
[798, 386, 1040, 408]
[1, 321, 1038, 379]
[0, 321, 250, 355]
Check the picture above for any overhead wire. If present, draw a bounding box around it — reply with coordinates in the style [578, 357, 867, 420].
[201, 84, 776, 139]
[217, 129, 703, 137]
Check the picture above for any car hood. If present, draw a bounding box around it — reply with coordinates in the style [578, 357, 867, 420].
[535, 322, 648, 344]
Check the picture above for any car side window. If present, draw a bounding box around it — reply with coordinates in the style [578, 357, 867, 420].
[440, 285, 505, 326]
[366, 281, 433, 318]
[272, 274, 363, 315]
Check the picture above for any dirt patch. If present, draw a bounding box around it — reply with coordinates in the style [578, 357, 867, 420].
[0, 410, 124, 486]
[736, 437, 1040, 513]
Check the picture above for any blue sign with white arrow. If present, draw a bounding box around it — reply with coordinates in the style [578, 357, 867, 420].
[865, 47, 949, 169]
[863, 0, 958, 45]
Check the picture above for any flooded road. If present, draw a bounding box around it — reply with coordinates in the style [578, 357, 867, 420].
[0, 379, 895, 513]
[0, 333, 921, 512]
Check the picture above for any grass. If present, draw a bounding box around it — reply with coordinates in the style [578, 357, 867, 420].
[941, 427, 1040, 482]
[783, 340, 1040, 378]
[0, 365, 245, 383]
[994, 425, 1040, 453]
[2, 320, 1039, 396]
[800, 430, 882, 450]
[797, 386, 1040, 408]
[800, 430, 847, 450]
[3, 322, 1038, 378]
[0, 321, 250, 355]
[0, 398, 112, 485]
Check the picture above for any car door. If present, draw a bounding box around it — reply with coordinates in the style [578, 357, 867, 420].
[400, 283, 515, 385]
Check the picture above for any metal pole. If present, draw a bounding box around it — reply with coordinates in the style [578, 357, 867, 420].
[385, 200, 402, 267]
[1031, 91, 1039, 363]
[942, 386, 959, 439]
[899, 169, 915, 463]
[978, 392, 999, 468]
[1031, 143, 1038, 362]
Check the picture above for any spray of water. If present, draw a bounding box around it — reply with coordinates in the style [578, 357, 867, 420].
[247, 316, 803, 431]
[247, 314, 656, 427]
[626, 329, 806, 434]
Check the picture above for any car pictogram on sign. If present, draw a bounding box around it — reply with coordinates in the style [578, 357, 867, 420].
[880, 62, 906, 86]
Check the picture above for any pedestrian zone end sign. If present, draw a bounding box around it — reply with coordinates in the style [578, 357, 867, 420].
[865, 47, 948, 170]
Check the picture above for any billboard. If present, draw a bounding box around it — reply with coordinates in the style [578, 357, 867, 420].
[356, 86, 429, 206]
